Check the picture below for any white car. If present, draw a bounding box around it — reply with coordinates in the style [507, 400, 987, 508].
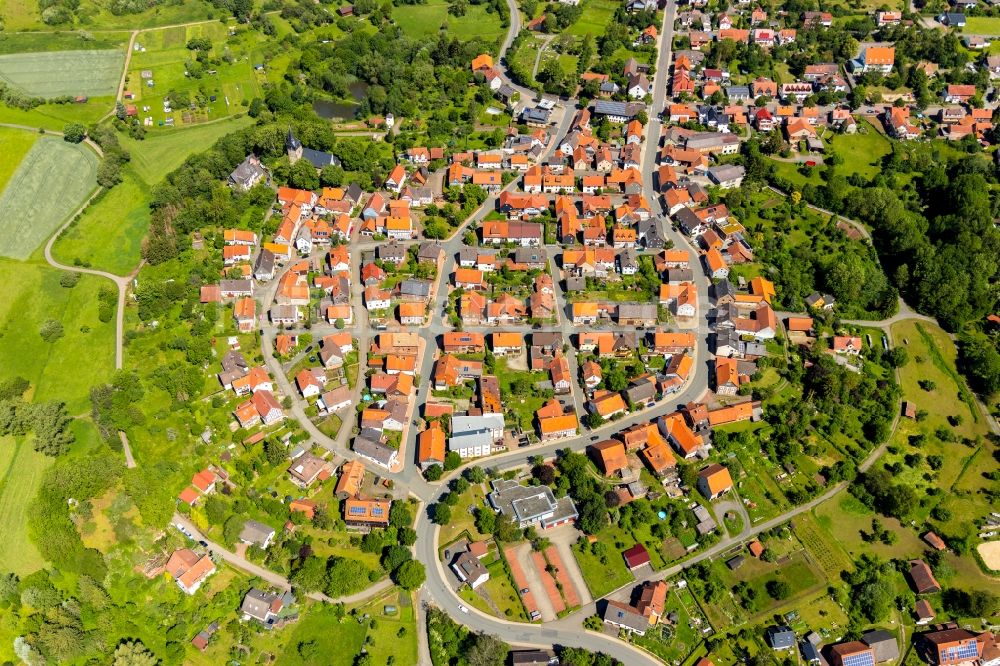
[458, 605, 469, 614]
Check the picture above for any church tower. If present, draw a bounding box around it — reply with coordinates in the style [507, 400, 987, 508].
[286, 128, 303, 164]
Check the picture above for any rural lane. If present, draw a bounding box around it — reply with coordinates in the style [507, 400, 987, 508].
[172, 513, 394, 605]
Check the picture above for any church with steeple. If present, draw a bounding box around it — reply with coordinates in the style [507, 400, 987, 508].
[285, 128, 341, 169]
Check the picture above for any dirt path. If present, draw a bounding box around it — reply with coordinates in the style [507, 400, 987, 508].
[118, 431, 136, 468]
[531, 36, 555, 79]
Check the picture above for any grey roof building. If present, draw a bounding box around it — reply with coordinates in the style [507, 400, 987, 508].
[666, 268, 694, 283]
[229, 155, 268, 191]
[801, 640, 822, 664]
[602, 600, 649, 635]
[451, 551, 490, 589]
[521, 107, 551, 125]
[862, 629, 900, 663]
[707, 164, 746, 188]
[487, 478, 578, 529]
[512, 246, 548, 267]
[511, 650, 557, 666]
[626, 381, 657, 406]
[726, 85, 751, 99]
[674, 207, 703, 235]
[240, 588, 295, 627]
[767, 626, 797, 650]
[253, 249, 275, 281]
[219, 279, 254, 295]
[399, 278, 433, 300]
[286, 128, 340, 168]
[593, 100, 642, 121]
[353, 431, 398, 468]
[239, 520, 276, 548]
[617, 302, 658, 323]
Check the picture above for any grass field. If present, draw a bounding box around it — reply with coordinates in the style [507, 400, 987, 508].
[0, 436, 52, 576]
[52, 166, 149, 276]
[393, 0, 506, 40]
[566, 0, 619, 37]
[572, 532, 635, 598]
[824, 121, 892, 179]
[0, 0, 215, 31]
[887, 320, 989, 516]
[814, 493, 926, 561]
[276, 591, 416, 666]
[0, 126, 38, 192]
[122, 114, 255, 183]
[0, 136, 98, 260]
[126, 22, 264, 129]
[0, 261, 115, 414]
[771, 120, 891, 188]
[0, 49, 124, 97]
[963, 16, 1000, 34]
[0, 96, 114, 130]
[0, 31, 130, 54]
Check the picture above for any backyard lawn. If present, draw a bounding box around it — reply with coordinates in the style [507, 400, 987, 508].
[962, 16, 1000, 34]
[439, 484, 487, 546]
[770, 120, 891, 187]
[634, 585, 708, 664]
[572, 528, 635, 598]
[823, 120, 892, 179]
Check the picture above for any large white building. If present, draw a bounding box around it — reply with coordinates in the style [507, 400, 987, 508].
[449, 414, 505, 458]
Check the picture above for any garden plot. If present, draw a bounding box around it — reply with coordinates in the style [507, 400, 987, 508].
[0, 49, 124, 97]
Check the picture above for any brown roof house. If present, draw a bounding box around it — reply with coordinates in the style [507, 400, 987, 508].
[589, 440, 628, 477]
[907, 559, 942, 594]
[165, 549, 216, 595]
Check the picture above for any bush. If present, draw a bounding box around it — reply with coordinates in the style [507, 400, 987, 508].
[766, 579, 791, 600]
[62, 123, 86, 143]
[59, 272, 81, 288]
[39, 319, 64, 343]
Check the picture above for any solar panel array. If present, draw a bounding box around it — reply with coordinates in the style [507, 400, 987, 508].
[842, 651, 874, 666]
[941, 641, 979, 663]
[349, 506, 366, 515]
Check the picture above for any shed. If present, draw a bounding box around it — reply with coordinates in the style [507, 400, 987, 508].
[622, 543, 651, 569]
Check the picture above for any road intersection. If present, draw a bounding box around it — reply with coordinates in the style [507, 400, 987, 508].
[243, 3, 930, 663]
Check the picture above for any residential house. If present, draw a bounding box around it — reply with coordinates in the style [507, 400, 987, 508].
[697, 463, 733, 500]
[165, 549, 216, 594]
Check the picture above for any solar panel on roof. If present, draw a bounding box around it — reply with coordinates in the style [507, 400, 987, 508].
[349, 506, 365, 515]
[942, 643, 979, 662]
[372, 507, 384, 516]
[842, 652, 874, 666]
